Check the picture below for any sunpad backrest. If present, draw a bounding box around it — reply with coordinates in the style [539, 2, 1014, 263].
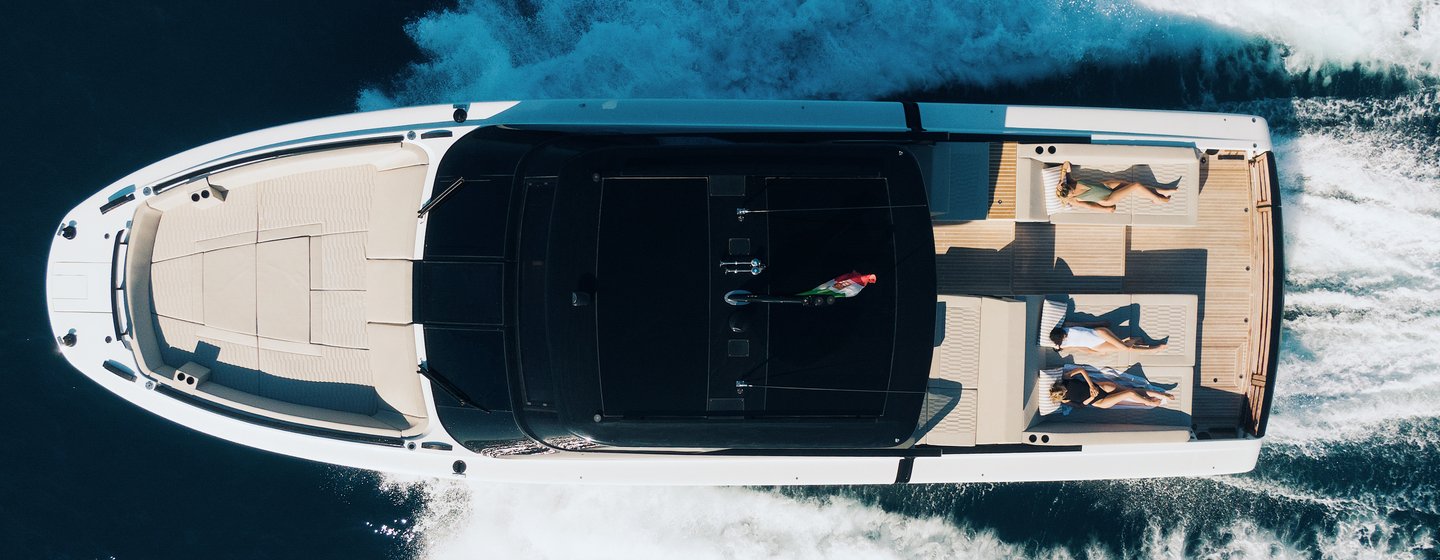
[1039, 165, 1065, 215]
[1036, 299, 1068, 348]
[1036, 367, 1066, 416]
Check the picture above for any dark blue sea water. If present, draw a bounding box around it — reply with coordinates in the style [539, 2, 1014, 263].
[6, 1, 1439, 558]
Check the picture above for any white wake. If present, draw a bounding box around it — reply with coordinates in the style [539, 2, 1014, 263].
[360, 0, 1440, 107]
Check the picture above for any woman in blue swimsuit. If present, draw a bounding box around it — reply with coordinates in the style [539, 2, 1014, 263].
[1055, 161, 1173, 212]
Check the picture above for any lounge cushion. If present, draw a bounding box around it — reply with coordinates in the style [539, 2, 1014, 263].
[1036, 299, 1067, 348]
[1014, 144, 1201, 226]
[1037, 367, 1066, 416]
[1040, 165, 1065, 215]
[256, 237, 311, 343]
[202, 245, 257, 335]
[134, 143, 433, 437]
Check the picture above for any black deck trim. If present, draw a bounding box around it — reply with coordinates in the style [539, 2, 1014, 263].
[1253, 151, 1284, 438]
[153, 385, 406, 447]
[421, 130, 454, 139]
[902, 102, 924, 134]
[894, 456, 914, 484]
[151, 135, 405, 194]
[101, 360, 136, 382]
[99, 193, 135, 214]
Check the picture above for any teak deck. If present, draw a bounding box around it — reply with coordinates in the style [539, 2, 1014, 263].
[934, 144, 1267, 433]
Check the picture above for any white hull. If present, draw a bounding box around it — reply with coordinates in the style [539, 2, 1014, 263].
[47, 99, 1275, 484]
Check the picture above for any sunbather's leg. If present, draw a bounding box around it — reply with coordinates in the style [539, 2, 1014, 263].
[1093, 381, 1173, 401]
[1088, 329, 1169, 351]
[1091, 389, 1163, 409]
[1141, 389, 1177, 400]
[1103, 181, 1172, 203]
[1090, 327, 1137, 352]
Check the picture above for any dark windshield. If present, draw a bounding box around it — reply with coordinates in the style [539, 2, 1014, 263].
[421, 127, 937, 451]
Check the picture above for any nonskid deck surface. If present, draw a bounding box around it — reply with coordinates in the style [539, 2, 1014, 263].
[132, 142, 431, 434]
[933, 145, 1259, 433]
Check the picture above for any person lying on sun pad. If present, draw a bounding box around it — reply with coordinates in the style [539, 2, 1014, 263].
[1049, 365, 1175, 409]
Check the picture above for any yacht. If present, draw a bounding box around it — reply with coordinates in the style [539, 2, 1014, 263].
[45, 100, 1282, 484]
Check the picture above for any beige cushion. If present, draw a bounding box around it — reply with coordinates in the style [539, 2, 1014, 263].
[309, 233, 367, 290]
[133, 144, 432, 438]
[256, 237, 311, 342]
[1039, 165, 1064, 214]
[150, 253, 205, 322]
[367, 323, 427, 420]
[1129, 294, 1199, 367]
[975, 297, 1028, 444]
[126, 206, 167, 374]
[365, 260, 412, 324]
[257, 165, 375, 237]
[930, 296, 982, 387]
[202, 245, 257, 335]
[1036, 298, 1067, 347]
[1036, 367, 1066, 416]
[1048, 294, 1198, 368]
[310, 291, 367, 348]
[1014, 144, 1200, 226]
[917, 385, 977, 446]
[367, 165, 427, 259]
[153, 317, 261, 391]
[150, 178, 259, 261]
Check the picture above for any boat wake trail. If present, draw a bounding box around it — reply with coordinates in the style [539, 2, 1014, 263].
[359, 1, 1440, 557]
[376, 478, 1024, 560]
[359, 0, 1438, 108]
[1263, 90, 1440, 447]
[372, 476, 1372, 560]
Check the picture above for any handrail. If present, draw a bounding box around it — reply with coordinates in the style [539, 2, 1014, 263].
[108, 229, 128, 341]
[151, 135, 404, 195]
[417, 176, 468, 218]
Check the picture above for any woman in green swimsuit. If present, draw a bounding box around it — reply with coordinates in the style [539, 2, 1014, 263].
[1055, 161, 1173, 212]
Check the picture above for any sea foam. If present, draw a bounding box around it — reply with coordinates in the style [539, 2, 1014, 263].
[1259, 90, 1440, 446]
[1138, 0, 1440, 81]
[360, 0, 1439, 107]
[358, 0, 1241, 106]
